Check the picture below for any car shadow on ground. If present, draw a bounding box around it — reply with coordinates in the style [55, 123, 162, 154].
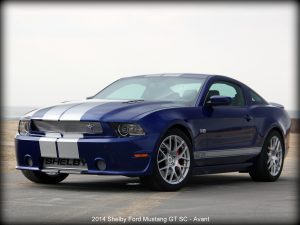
[29, 173, 277, 193]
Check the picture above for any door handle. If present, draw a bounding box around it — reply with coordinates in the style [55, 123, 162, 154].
[244, 114, 253, 122]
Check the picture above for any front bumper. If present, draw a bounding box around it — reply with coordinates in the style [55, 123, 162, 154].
[15, 133, 160, 176]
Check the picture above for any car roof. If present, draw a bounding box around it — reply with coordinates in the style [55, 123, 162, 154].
[124, 73, 221, 79]
[122, 73, 248, 90]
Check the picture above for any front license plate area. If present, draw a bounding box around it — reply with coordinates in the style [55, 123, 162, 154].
[43, 158, 87, 170]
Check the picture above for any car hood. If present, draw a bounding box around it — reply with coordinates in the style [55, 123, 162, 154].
[24, 99, 181, 121]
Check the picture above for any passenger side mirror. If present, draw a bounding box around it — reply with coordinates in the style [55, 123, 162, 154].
[86, 96, 94, 100]
[206, 95, 232, 106]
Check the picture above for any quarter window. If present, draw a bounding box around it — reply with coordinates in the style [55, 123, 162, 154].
[249, 89, 266, 105]
[206, 81, 245, 106]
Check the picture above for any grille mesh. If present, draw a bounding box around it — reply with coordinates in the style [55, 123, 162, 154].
[31, 120, 103, 134]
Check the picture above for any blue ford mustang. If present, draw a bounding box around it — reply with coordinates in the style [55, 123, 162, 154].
[15, 73, 291, 191]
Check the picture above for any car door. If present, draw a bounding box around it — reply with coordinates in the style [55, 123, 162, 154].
[195, 80, 257, 166]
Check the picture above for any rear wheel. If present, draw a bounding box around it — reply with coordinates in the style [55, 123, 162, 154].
[140, 129, 193, 191]
[21, 170, 69, 184]
[249, 130, 284, 181]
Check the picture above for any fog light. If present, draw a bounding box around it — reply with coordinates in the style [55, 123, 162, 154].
[96, 159, 106, 171]
[24, 155, 33, 167]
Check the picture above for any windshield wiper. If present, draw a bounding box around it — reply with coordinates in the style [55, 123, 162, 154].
[124, 99, 145, 104]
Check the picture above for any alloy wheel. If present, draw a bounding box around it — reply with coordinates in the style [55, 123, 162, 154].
[157, 135, 190, 184]
[267, 136, 283, 176]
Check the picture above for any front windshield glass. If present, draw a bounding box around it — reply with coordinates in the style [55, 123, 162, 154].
[92, 76, 206, 106]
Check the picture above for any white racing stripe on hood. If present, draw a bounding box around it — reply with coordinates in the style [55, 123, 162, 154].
[42, 103, 80, 121]
[40, 99, 125, 121]
[59, 102, 106, 121]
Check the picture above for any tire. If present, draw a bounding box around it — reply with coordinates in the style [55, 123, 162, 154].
[140, 128, 193, 191]
[249, 130, 284, 182]
[21, 170, 69, 184]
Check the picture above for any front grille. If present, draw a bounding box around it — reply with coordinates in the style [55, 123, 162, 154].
[31, 120, 103, 134]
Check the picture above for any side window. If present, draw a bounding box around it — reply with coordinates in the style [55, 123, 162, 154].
[206, 81, 245, 106]
[249, 89, 266, 105]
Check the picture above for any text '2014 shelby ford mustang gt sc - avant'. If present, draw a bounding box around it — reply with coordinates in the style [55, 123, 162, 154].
[15, 74, 291, 191]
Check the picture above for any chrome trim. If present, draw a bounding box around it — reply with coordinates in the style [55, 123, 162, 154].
[194, 147, 262, 159]
[45, 132, 62, 138]
[41, 168, 87, 174]
[63, 133, 83, 138]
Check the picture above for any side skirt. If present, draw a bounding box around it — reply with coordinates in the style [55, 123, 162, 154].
[192, 163, 253, 175]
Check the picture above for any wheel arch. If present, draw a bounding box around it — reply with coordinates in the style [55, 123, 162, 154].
[168, 124, 194, 147]
[153, 120, 195, 154]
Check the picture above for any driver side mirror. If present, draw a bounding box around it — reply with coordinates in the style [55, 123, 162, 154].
[206, 95, 232, 106]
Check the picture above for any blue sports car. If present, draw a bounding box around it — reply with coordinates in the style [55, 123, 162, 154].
[15, 73, 291, 191]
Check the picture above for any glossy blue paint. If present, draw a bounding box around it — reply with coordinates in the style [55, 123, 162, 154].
[15, 74, 291, 176]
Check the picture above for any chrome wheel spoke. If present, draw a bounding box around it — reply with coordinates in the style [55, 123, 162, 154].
[178, 146, 188, 158]
[181, 157, 190, 161]
[162, 142, 171, 152]
[168, 136, 173, 153]
[164, 167, 170, 179]
[175, 140, 184, 152]
[174, 170, 179, 182]
[272, 164, 276, 174]
[160, 165, 169, 171]
[267, 157, 272, 165]
[158, 157, 167, 163]
[268, 160, 273, 170]
[169, 168, 175, 182]
[158, 150, 168, 163]
[177, 165, 184, 179]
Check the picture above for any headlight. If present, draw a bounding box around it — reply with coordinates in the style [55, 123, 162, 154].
[113, 123, 145, 137]
[18, 120, 31, 136]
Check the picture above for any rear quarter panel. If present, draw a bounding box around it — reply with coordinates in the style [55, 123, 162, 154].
[249, 105, 291, 152]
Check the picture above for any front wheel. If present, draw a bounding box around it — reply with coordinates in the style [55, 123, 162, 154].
[249, 130, 284, 182]
[21, 170, 69, 184]
[140, 128, 193, 191]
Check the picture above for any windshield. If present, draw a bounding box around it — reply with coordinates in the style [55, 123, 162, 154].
[92, 76, 206, 106]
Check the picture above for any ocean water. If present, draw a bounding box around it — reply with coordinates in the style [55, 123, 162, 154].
[2, 106, 299, 120]
[3, 107, 38, 120]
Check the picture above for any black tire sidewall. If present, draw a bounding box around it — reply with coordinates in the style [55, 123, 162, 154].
[22, 170, 69, 184]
